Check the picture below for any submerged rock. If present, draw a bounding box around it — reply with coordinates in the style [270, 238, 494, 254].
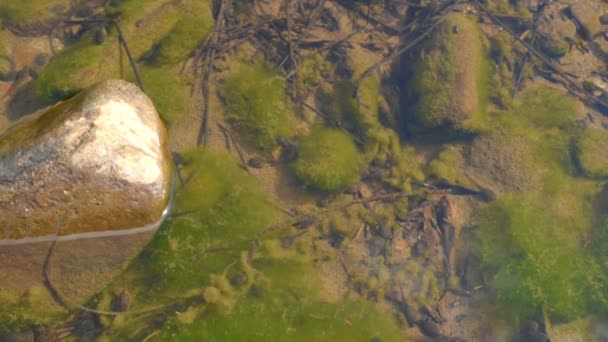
[569, 2, 602, 40]
[536, 4, 577, 58]
[406, 13, 486, 133]
[0, 79, 172, 326]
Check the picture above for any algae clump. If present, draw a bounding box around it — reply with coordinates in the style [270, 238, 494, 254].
[0, 0, 70, 26]
[33, 38, 119, 102]
[224, 62, 293, 150]
[294, 127, 361, 192]
[576, 126, 608, 178]
[475, 87, 603, 323]
[152, 0, 214, 65]
[134, 64, 191, 123]
[134, 149, 278, 297]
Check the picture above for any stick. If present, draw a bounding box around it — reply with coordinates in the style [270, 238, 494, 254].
[248, 190, 446, 261]
[197, 0, 229, 146]
[43, 217, 165, 316]
[472, 0, 608, 109]
[114, 21, 145, 93]
[216, 121, 251, 174]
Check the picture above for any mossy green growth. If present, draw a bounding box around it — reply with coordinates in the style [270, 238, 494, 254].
[575, 126, 608, 178]
[294, 127, 361, 192]
[131, 149, 278, 298]
[109, 0, 182, 58]
[0, 287, 66, 333]
[224, 61, 293, 149]
[476, 86, 605, 323]
[517, 87, 578, 129]
[408, 13, 488, 133]
[152, 0, 214, 65]
[428, 146, 472, 187]
[32, 37, 119, 102]
[486, 0, 530, 16]
[131, 64, 191, 123]
[158, 280, 403, 342]
[478, 194, 600, 322]
[469, 86, 580, 192]
[0, 0, 69, 26]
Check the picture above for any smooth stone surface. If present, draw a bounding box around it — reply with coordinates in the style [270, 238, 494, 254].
[0, 79, 172, 323]
[0, 79, 172, 239]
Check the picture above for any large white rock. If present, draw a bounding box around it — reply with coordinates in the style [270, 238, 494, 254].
[0, 79, 172, 324]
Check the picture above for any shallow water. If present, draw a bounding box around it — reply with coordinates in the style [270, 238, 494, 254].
[2, 0, 608, 341]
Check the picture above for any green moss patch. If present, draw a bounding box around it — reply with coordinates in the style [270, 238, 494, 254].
[475, 86, 606, 322]
[133, 64, 191, 123]
[0, 286, 66, 333]
[158, 290, 403, 342]
[0, 0, 70, 26]
[135, 149, 278, 297]
[152, 1, 214, 65]
[32, 38, 119, 102]
[575, 126, 608, 178]
[223, 61, 293, 149]
[408, 13, 488, 133]
[478, 194, 600, 321]
[294, 127, 361, 192]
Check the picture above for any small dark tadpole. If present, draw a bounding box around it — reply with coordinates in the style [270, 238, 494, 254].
[292, 217, 316, 229]
[230, 273, 247, 286]
[28, 68, 38, 79]
[247, 157, 265, 169]
[95, 26, 107, 45]
[171, 152, 188, 166]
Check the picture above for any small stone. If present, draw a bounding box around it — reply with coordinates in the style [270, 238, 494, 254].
[569, 2, 601, 40]
[0, 80, 172, 320]
[537, 10, 577, 57]
[600, 14, 608, 25]
[247, 157, 265, 169]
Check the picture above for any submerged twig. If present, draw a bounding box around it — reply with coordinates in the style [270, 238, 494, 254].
[473, 0, 608, 109]
[216, 121, 250, 174]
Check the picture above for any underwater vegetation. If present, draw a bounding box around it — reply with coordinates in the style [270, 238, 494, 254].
[476, 86, 608, 323]
[94, 149, 403, 341]
[223, 61, 293, 150]
[575, 126, 608, 178]
[294, 127, 361, 192]
[32, 0, 212, 123]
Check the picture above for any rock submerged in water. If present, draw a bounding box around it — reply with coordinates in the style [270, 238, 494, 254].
[0, 79, 172, 325]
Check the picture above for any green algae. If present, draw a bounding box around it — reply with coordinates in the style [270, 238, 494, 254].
[132, 64, 191, 123]
[33, 37, 119, 102]
[0, 0, 70, 26]
[224, 61, 293, 150]
[478, 194, 600, 322]
[138, 149, 278, 297]
[428, 146, 472, 187]
[108, 0, 182, 59]
[294, 127, 361, 192]
[152, 1, 214, 65]
[158, 298, 403, 342]
[575, 126, 608, 178]
[156, 255, 402, 342]
[0, 287, 66, 333]
[94, 148, 406, 341]
[475, 86, 606, 323]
